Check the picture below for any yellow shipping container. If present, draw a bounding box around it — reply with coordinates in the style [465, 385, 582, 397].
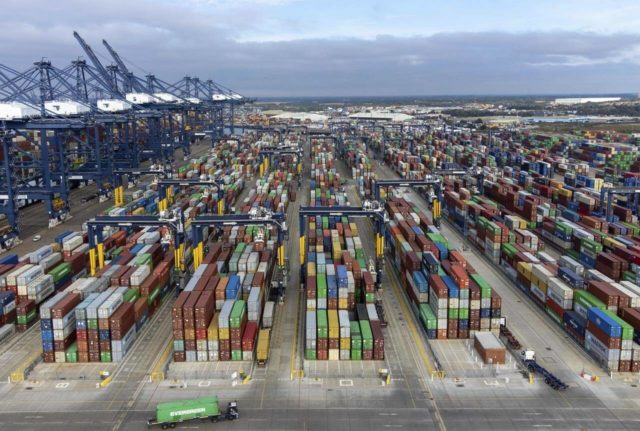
[530, 273, 540, 288]
[207, 315, 219, 340]
[307, 262, 316, 277]
[549, 179, 563, 189]
[604, 237, 625, 249]
[538, 281, 548, 295]
[557, 188, 572, 198]
[328, 310, 339, 339]
[340, 337, 350, 350]
[517, 262, 532, 280]
[132, 207, 145, 215]
[256, 329, 270, 362]
[218, 327, 230, 340]
[350, 223, 359, 236]
[338, 298, 348, 309]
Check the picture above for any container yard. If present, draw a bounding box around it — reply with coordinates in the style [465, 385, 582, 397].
[1, 20, 640, 431]
[1, 116, 640, 431]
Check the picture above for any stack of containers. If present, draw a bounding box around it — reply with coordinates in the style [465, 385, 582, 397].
[344, 142, 375, 198]
[380, 130, 640, 372]
[385, 197, 502, 339]
[0, 291, 16, 328]
[173, 251, 269, 362]
[304, 137, 383, 361]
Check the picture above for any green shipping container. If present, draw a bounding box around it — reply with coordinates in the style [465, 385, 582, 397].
[470, 274, 492, 298]
[350, 348, 362, 360]
[65, 343, 78, 363]
[88, 319, 99, 330]
[447, 308, 459, 319]
[606, 312, 634, 341]
[148, 286, 161, 304]
[317, 310, 328, 338]
[305, 349, 317, 360]
[581, 238, 602, 254]
[574, 290, 606, 310]
[419, 304, 437, 330]
[458, 307, 469, 320]
[501, 243, 517, 258]
[155, 396, 220, 424]
[359, 320, 373, 350]
[100, 351, 112, 362]
[231, 350, 242, 361]
[123, 289, 138, 303]
[229, 300, 246, 328]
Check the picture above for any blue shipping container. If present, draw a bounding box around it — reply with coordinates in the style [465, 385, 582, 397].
[587, 307, 622, 338]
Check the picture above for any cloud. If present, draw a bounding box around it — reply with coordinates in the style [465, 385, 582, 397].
[0, 1, 639, 96]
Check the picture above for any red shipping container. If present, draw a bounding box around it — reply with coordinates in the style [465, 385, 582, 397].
[242, 322, 258, 351]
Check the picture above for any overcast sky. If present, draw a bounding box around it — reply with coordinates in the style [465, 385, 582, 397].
[2, 0, 640, 97]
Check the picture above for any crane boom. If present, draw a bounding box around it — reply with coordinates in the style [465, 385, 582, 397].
[73, 31, 120, 96]
[102, 39, 147, 93]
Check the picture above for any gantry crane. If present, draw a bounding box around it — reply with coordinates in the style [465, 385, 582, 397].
[258, 144, 303, 177]
[599, 186, 640, 221]
[87, 206, 288, 293]
[156, 178, 227, 215]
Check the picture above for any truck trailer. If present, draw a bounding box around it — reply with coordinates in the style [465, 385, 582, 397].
[147, 396, 239, 429]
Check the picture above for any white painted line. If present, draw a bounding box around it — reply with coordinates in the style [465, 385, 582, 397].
[379, 413, 398, 416]
[532, 425, 552, 428]
[339, 379, 353, 387]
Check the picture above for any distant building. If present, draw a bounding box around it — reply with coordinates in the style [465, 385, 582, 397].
[271, 112, 328, 122]
[553, 97, 621, 105]
[348, 111, 413, 121]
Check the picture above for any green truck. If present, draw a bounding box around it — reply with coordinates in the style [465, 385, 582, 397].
[147, 396, 239, 429]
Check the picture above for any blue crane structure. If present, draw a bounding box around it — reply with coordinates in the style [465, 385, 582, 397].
[156, 178, 226, 215]
[191, 207, 288, 271]
[371, 169, 476, 226]
[257, 144, 303, 177]
[86, 207, 288, 289]
[298, 201, 388, 288]
[599, 186, 640, 222]
[0, 60, 98, 240]
[0, 31, 247, 249]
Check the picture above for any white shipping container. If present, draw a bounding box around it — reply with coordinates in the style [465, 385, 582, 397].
[39, 252, 62, 271]
[39, 291, 69, 320]
[86, 289, 115, 319]
[262, 301, 274, 328]
[130, 265, 151, 286]
[63, 235, 83, 252]
[218, 300, 234, 328]
[6, 265, 33, 287]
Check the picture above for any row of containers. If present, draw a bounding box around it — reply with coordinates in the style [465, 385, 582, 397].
[31, 137, 264, 363]
[377, 129, 640, 373]
[343, 140, 375, 199]
[171, 147, 301, 363]
[442, 176, 640, 372]
[384, 197, 503, 339]
[304, 137, 384, 361]
[0, 135, 262, 334]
